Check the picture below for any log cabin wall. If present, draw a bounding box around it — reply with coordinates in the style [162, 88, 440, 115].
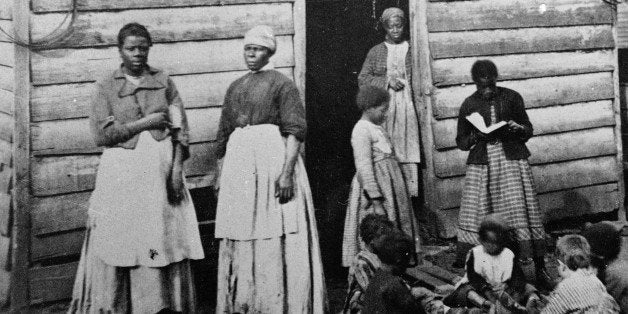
[0, 0, 13, 305]
[16, 0, 305, 306]
[415, 0, 624, 238]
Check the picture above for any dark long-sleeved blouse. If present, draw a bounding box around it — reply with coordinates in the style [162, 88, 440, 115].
[456, 86, 533, 164]
[216, 69, 306, 159]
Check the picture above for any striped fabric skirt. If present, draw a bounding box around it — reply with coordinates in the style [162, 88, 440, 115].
[342, 156, 421, 267]
[457, 141, 546, 260]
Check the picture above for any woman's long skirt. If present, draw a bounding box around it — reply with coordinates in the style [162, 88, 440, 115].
[342, 157, 421, 267]
[457, 141, 546, 260]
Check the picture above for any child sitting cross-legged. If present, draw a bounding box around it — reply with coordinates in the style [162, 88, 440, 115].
[539, 234, 619, 314]
[445, 216, 541, 313]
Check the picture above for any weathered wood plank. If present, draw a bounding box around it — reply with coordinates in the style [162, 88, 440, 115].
[0, 42, 14, 67]
[32, 192, 89, 236]
[0, 235, 9, 270]
[31, 67, 293, 122]
[0, 193, 10, 237]
[434, 127, 617, 178]
[433, 50, 614, 87]
[31, 36, 294, 85]
[0, 1, 11, 20]
[428, 0, 612, 33]
[31, 230, 84, 261]
[0, 140, 11, 166]
[0, 20, 12, 42]
[29, 262, 78, 304]
[32, 3, 294, 48]
[434, 156, 620, 210]
[0, 268, 9, 306]
[32, 0, 295, 13]
[430, 25, 614, 59]
[31, 141, 217, 196]
[32, 107, 221, 153]
[540, 183, 619, 221]
[0, 168, 10, 194]
[0, 65, 12, 92]
[0, 89, 11, 115]
[619, 3, 628, 49]
[433, 72, 614, 119]
[0, 112, 12, 143]
[432, 100, 615, 150]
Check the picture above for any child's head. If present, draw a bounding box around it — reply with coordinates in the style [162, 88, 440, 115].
[555, 234, 591, 276]
[360, 214, 394, 250]
[582, 222, 622, 264]
[478, 217, 508, 256]
[372, 230, 415, 274]
[356, 85, 389, 125]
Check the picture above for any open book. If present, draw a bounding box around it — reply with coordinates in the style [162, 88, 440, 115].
[466, 112, 506, 134]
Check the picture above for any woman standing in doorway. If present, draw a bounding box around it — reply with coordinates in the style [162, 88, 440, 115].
[69, 23, 204, 313]
[455, 60, 548, 287]
[358, 7, 421, 198]
[213, 25, 327, 313]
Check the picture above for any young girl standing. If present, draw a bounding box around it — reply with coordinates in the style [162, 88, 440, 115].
[342, 85, 421, 267]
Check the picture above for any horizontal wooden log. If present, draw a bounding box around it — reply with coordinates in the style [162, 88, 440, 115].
[434, 155, 620, 210]
[433, 72, 614, 119]
[0, 112, 12, 143]
[433, 50, 614, 87]
[0, 193, 10, 237]
[0, 89, 11, 115]
[32, 3, 294, 48]
[31, 141, 217, 196]
[31, 36, 294, 85]
[432, 100, 615, 150]
[428, 0, 612, 33]
[0, 42, 14, 67]
[32, 107, 221, 153]
[434, 127, 617, 178]
[0, 1, 11, 20]
[32, 192, 89, 236]
[0, 20, 12, 42]
[539, 183, 619, 221]
[31, 67, 293, 121]
[31, 229, 84, 262]
[32, 0, 295, 13]
[430, 25, 614, 59]
[0, 65, 13, 92]
[29, 262, 78, 304]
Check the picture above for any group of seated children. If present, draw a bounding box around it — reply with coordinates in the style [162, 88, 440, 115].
[345, 214, 625, 314]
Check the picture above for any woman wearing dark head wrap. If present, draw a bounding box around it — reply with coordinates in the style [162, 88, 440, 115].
[358, 7, 422, 198]
[213, 25, 327, 313]
[68, 22, 204, 313]
[455, 60, 549, 289]
[583, 222, 628, 313]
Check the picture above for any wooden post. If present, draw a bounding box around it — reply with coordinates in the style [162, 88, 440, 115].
[612, 5, 627, 223]
[11, 0, 31, 310]
[292, 0, 306, 104]
[411, 0, 450, 237]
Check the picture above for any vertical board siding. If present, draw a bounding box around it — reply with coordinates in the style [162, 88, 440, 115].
[618, 2, 628, 48]
[417, 0, 624, 238]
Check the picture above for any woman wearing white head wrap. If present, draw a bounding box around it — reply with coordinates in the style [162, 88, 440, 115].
[213, 25, 328, 313]
[358, 7, 421, 198]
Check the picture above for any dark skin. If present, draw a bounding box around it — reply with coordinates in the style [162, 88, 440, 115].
[119, 35, 185, 203]
[473, 76, 525, 140]
[216, 44, 298, 204]
[383, 16, 406, 92]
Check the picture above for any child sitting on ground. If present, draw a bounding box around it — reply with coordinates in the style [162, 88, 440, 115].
[540, 234, 619, 314]
[446, 217, 541, 313]
[344, 214, 394, 313]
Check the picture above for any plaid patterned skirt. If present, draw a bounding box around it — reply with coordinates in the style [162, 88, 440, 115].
[342, 157, 421, 267]
[457, 141, 546, 259]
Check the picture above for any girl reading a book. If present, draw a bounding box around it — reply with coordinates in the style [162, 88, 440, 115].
[454, 60, 549, 289]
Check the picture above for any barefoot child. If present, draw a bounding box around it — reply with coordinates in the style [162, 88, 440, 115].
[342, 85, 421, 268]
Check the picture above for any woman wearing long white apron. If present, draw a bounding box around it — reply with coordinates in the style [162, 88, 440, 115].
[214, 25, 327, 313]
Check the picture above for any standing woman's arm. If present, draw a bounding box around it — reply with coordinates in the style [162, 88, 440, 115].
[358, 46, 388, 89]
[456, 99, 480, 151]
[166, 77, 189, 204]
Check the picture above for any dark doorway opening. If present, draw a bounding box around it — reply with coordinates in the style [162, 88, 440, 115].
[304, 0, 410, 280]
